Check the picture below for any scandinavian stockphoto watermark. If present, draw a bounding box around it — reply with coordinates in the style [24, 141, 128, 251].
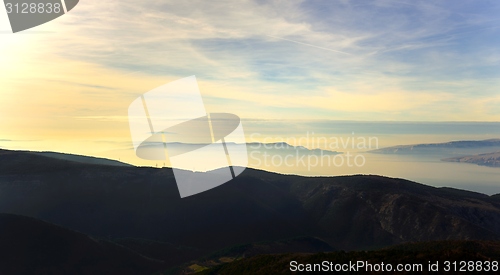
[3, 0, 79, 33]
[248, 132, 379, 170]
[128, 76, 248, 198]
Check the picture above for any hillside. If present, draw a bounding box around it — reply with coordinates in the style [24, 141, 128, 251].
[8, 149, 131, 167]
[199, 240, 500, 275]
[1, 148, 500, 271]
[0, 213, 162, 275]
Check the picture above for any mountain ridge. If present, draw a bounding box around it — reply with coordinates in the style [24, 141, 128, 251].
[1, 148, 500, 270]
[0, 148, 131, 168]
[443, 151, 500, 167]
[369, 138, 500, 155]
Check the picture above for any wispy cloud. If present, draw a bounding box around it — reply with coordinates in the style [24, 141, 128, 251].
[1, 0, 500, 136]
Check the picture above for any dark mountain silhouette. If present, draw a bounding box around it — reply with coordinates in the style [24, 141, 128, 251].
[31, 150, 131, 166]
[1, 148, 500, 271]
[0, 148, 130, 169]
[0, 213, 162, 275]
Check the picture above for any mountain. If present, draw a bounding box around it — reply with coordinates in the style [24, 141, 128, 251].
[199, 240, 500, 275]
[128, 141, 340, 173]
[32, 151, 132, 167]
[0, 149, 131, 167]
[369, 139, 500, 156]
[1, 148, 500, 271]
[0, 213, 162, 275]
[137, 142, 341, 155]
[243, 142, 340, 154]
[443, 151, 500, 167]
[162, 236, 335, 274]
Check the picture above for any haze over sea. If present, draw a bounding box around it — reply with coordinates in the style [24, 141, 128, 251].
[241, 120, 500, 195]
[239, 121, 500, 194]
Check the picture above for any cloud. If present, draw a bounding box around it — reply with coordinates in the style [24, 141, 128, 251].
[1, 0, 500, 123]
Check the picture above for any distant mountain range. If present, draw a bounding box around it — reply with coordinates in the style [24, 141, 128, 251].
[369, 139, 500, 155]
[1, 148, 500, 273]
[369, 139, 500, 169]
[143, 141, 341, 156]
[443, 151, 500, 167]
[135, 141, 340, 151]
[244, 142, 340, 154]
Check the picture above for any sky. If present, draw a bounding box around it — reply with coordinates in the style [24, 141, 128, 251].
[1, 0, 500, 164]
